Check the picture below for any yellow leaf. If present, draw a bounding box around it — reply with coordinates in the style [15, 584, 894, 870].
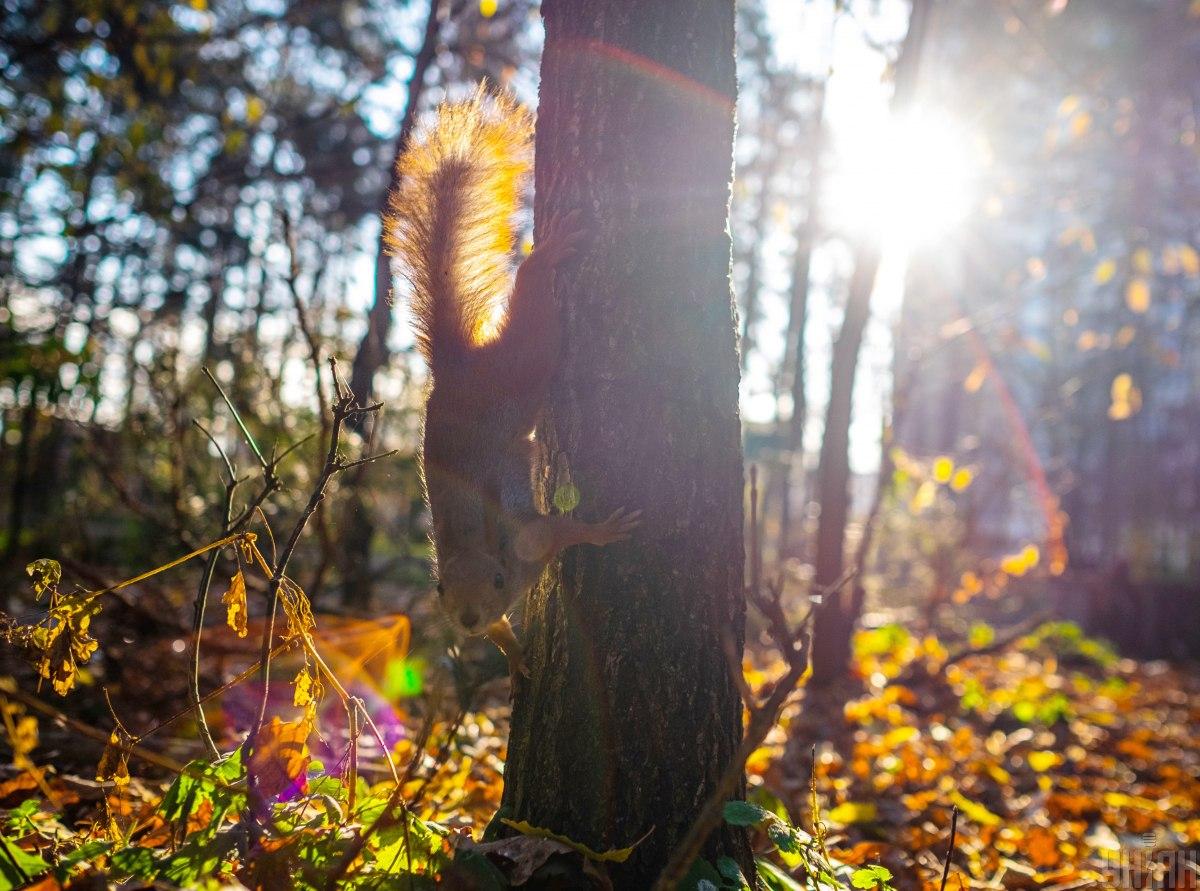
[1115, 325, 1136, 347]
[245, 96, 265, 124]
[909, 480, 936, 514]
[932, 457, 954, 484]
[1092, 259, 1116, 284]
[950, 468, 973, 492]
[479, 0, 498, 15]
[7, 710, 38, 770]
[963, 363, 987, 393]
[1028, 750, 1061, 772]
[883, 726, 918, 747]
[293, 665, 314, 707]
[293, 664, 322, 723]
[950, 791, 1001, 826]
[223, 571, 248, 638]
[1125, 278, 1150, 313]
[500, 819, 647, 863]
[1131, 247, 1153, 274]
[26, 559, 61, 600]
[1108, 373, 1141, 421]
[1069, 110, 1092, 139]
[1000, 551, 1029, 577]
[827, 801, 878, 825]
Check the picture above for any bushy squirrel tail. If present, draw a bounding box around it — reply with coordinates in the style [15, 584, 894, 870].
[383, 86, 533, 375]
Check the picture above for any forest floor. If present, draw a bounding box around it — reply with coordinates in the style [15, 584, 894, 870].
[0, 605, 1197, 889]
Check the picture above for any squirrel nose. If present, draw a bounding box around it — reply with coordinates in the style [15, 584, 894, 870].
[460, 608, 479, 630]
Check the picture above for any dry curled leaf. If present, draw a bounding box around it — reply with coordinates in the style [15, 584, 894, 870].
[97, 729, 132, 788]
[35, 593, 101, 696]
[499, 818, 647, 863]
[222, 570, 248, 638]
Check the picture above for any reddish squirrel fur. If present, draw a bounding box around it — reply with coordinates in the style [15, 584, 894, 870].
[383, 89, 638, 675]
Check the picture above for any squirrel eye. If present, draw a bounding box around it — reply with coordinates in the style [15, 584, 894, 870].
[493, 573, 504, 589]
[436, 582, 445, 597]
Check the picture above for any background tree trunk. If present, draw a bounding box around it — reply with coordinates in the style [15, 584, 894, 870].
[809, 244, 881, 683]
[500, 1, 751, 885]
[775, 82, 827, 560]
[809, 0, 931, 685]
[340, 0, 442, 609]
[346, 0, 442, 413]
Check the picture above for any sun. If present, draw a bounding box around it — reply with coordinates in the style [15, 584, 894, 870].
[831, 110, 978, 252]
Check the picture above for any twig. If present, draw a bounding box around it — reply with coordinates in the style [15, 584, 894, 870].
[280, 211, 337, 599]
[939, 806, 960, 891]
[0, 686, 209, 783]
[405, 709, 465, 809]
[140, 639, 300, 742]
[191, 419, 241, 758]
[89, 533, 249, 598]
[202, 366, 269, 472]
[242, 358, 390, 822]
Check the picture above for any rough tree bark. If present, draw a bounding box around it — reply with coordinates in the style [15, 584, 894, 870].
[500, 1, 752, 886]
[810, 0, 931, 685]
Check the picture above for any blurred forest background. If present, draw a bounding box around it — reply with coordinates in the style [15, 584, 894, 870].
[1, 0, 1199, 886]
[3, 0, 1197, 650]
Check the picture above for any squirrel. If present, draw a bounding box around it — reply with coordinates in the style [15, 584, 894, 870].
[383, 88, 640, 677]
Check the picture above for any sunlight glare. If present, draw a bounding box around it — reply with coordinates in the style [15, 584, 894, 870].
[833, 112, 977, 251]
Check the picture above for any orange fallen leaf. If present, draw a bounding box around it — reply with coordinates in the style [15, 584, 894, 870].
[248, 717, 311, 801]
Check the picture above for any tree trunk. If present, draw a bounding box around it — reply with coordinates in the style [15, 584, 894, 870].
[341, 0, 441, 608]
[809, 0, 932, 686]
[775, 82, 827, 559]
[809, 243, 881, 684]
[501, 2, 751, 886]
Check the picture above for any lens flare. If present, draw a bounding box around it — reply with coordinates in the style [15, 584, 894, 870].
[832, 111, 978, 250]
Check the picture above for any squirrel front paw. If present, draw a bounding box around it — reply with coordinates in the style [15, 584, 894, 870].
[507, 648, 531, 680]
[585, 508, 642, 547]
[524, 208, 585, 275]
[485, 616, 529, 680]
